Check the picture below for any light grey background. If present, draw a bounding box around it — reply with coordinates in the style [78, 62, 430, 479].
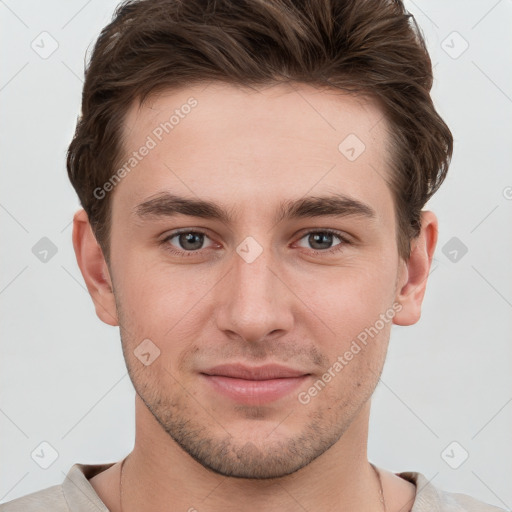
[1, 0, 511, 508]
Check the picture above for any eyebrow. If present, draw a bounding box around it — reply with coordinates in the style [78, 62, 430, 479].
[132, 191, 376, 225]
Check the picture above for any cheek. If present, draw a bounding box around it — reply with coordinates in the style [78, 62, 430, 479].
[293, 261, 395, 392]
[117, 265, 169, 323]
[114, 261, 211, 354]
[298, 324, 389, 414]
[300, 262, 396, 336]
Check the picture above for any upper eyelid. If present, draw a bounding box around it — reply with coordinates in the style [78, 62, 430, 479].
[294, 229, 350, 248]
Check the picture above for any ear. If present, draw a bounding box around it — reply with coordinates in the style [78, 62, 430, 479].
[72, 208, 119, 326]
[392, 210, 438, 326]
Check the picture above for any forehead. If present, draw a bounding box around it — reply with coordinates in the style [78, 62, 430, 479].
[115, 81, 394, 226]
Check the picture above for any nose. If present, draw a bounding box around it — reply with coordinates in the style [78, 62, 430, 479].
[214, 240, 294, 343]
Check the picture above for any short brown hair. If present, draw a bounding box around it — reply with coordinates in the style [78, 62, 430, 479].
[67, 0, 453, 265]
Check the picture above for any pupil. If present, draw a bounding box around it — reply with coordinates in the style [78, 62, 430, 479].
[181, 232, 203, 250]
[310, 232, 332, 250]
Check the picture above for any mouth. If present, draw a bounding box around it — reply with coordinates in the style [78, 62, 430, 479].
[200, 364, 311, 405]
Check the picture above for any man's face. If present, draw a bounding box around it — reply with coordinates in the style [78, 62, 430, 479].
[106, 82, 406, 478]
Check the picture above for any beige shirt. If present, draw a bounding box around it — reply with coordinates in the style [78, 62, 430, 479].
[0, 462, 507, 511]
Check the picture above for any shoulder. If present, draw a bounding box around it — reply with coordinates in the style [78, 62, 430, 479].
[0, 485, 68, 512]
[0, 462, 115, 512]
[398, 471, 507, 512]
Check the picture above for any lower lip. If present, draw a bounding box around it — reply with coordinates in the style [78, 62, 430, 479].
[201, 374, 310, 405]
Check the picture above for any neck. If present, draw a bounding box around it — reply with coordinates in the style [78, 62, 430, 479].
[119, 397, 384, 512]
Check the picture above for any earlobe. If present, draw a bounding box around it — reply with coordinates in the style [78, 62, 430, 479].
[392, 211, 438, 326]
[72, 208, 119, 327]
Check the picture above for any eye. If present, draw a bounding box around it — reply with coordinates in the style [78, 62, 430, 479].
[295, 229, 350, 254]
[161, 230, 215, 256]
[160, 228, 351, 258]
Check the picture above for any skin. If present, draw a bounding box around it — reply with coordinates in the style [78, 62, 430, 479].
[73, 81, 437, 512]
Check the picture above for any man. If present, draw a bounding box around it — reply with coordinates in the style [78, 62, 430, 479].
[1, 0, 505, 511]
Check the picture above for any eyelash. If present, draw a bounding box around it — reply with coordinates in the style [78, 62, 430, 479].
[160, 228, 351, 258]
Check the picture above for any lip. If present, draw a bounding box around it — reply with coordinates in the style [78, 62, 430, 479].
[202, 363, 309, 380]
[200, 364, 311, 405]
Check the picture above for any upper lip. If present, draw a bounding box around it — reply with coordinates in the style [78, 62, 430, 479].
[201, 363, 310, 380]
